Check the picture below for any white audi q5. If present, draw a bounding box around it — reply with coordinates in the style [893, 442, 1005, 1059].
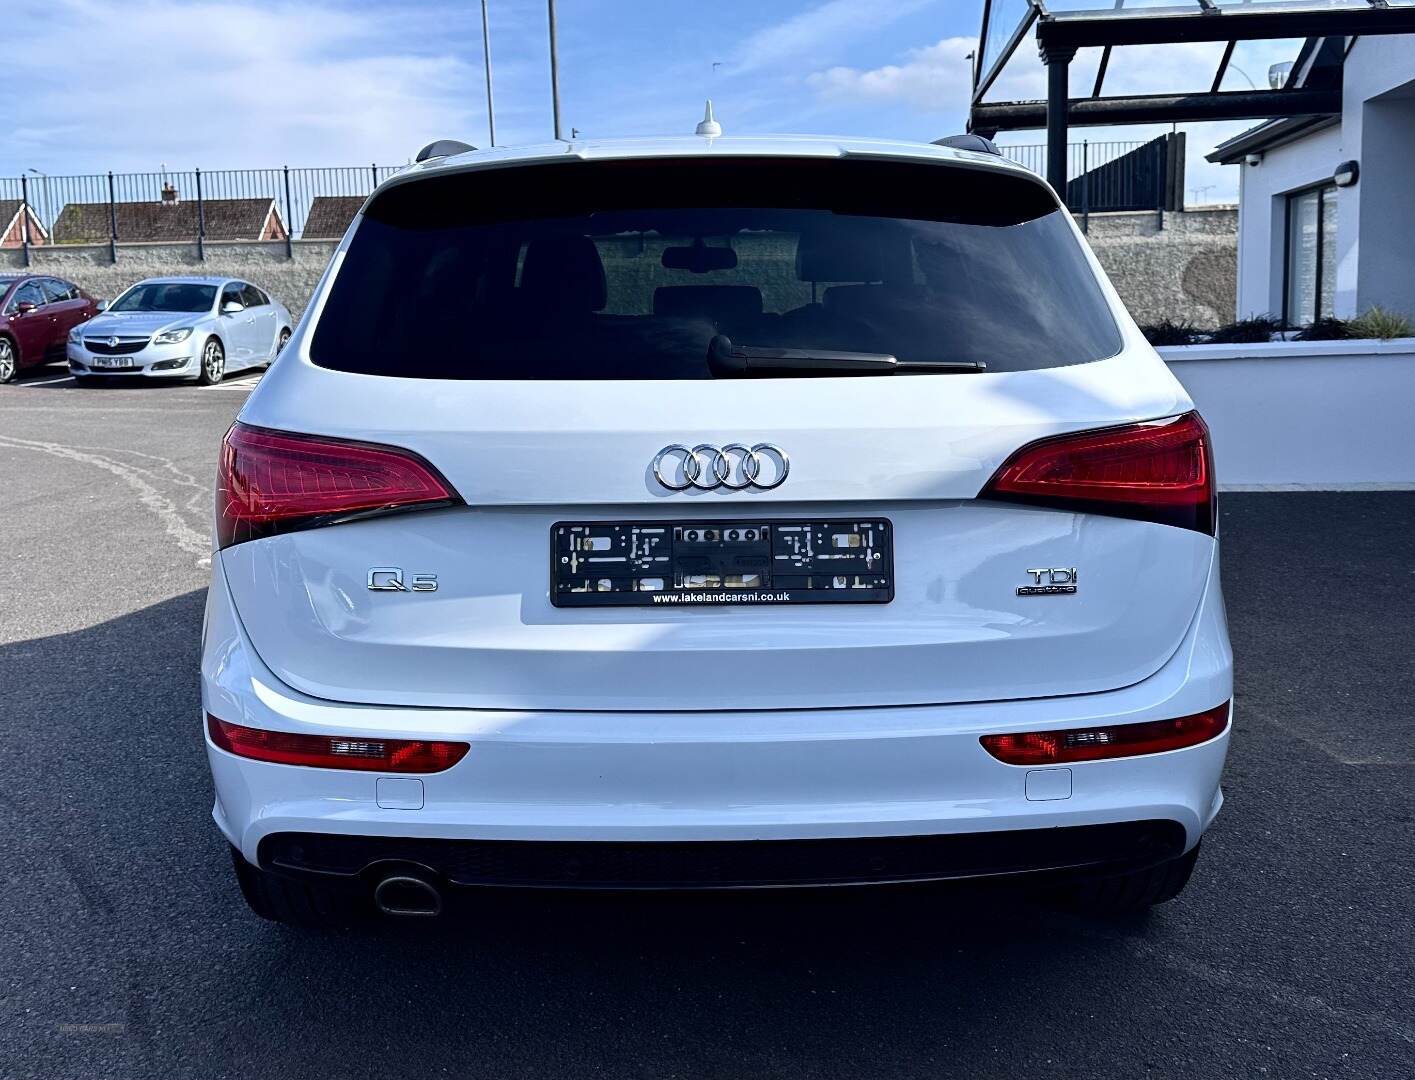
[203, 133, 1232, 927]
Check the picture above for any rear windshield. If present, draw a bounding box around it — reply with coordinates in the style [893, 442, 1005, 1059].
[311, 157, 1122, 380]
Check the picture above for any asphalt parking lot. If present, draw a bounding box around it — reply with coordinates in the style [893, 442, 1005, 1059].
[1, 367, 1412, 1080]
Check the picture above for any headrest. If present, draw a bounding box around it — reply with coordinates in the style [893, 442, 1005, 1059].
[795, 220, 914, 284]
[519, 234, 607, 312]
[652, 285, 763, 325]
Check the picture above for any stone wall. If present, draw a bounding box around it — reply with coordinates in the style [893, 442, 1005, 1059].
[3, 209, 1237, 329]
[0, 240, 338, 322]
[1082, 207, 1238, 328]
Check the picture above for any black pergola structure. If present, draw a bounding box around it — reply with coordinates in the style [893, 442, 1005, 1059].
[969, 0, 1415, 193]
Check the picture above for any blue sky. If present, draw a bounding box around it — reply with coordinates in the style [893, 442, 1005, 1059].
[4, 0, 1284, 201]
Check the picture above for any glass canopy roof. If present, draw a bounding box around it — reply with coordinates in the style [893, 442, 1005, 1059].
[975, 0, 1409, 105]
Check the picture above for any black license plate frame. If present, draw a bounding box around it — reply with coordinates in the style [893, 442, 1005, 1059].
[551, 518, 894, 608]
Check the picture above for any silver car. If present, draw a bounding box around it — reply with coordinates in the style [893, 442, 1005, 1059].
[67, 276, 292, 385]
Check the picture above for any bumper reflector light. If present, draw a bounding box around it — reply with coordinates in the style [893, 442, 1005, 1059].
[980, 702, 1230, 765]
[207, 715, 468, 773]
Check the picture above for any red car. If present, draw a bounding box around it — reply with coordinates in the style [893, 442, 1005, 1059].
[1, 273, 101, 382]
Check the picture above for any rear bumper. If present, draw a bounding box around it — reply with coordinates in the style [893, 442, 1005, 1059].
[258, 820, 1188, 890]
[202, 554, 1233, 868]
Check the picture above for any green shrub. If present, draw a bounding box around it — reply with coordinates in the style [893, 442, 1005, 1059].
[1295, 317, 1353, 341]
[1348, 305, 1414, 340]
[1139, 319, 1204, 347]
[1207, 315, 1281, 344]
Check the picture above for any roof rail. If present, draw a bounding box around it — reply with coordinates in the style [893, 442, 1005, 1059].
[415, 139, 478, 163]
[933, 134, 1002, 156]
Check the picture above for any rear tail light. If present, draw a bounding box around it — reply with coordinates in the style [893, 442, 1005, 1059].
[979, 702, 1230, 765]
[216, 422, 459, 548]
[207, 715, 468, 773]
[982, 411, 1214, 533]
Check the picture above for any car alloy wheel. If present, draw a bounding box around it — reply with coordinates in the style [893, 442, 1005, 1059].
[0, 339, 16, 383]
[199, 338, 225, 385]
[277, 328, 291, 354]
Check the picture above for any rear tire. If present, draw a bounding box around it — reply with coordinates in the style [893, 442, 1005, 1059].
[0, 338, 17, 383]
[1050, 843, 1201, 914]
[231, 846, 359, 929]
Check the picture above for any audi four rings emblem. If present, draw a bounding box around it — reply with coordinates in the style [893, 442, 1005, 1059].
[652, 443, 790, 491]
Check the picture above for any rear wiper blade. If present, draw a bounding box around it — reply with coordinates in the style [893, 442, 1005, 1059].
[708, 335, 985, 375]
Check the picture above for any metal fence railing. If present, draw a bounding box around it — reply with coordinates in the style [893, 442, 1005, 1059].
[998, 137, 1184, 225]
[1, 165, 404, 261]
[2, 144, 1184, 263]
[999, 139, 1144, 181]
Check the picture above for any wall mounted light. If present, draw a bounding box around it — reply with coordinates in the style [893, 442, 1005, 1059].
[1334, 160, 1360, 187]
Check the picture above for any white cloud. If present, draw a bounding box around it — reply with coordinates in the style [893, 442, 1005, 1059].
[731, 0, 939, 75]
[808, 36, 980, 110]
[2, 0, 497, 172]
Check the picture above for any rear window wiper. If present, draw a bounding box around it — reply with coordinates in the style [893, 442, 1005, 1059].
[708, 335, 985, 376]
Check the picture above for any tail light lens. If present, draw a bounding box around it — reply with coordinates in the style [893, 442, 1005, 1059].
[982, 412, 1214, 533]
[207, 715, 469, 773]
[979, 702, 1230, 765]
[217, 422, 459, 548]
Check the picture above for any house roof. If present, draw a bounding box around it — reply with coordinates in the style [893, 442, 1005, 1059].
[52, 198, 284, 243]
[302, 195, 364, 239]
[0, 200, 49, 242]
[1207, 113, 1341, 164]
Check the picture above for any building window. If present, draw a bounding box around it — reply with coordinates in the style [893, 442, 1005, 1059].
[1284, 184, 1337, 326]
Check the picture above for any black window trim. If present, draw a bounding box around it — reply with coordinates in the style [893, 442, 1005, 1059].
[1281, 180, 1336, 329]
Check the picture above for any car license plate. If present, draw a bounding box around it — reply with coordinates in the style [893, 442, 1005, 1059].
[92, 356, 133, 370]
[551, 519, 893, 607]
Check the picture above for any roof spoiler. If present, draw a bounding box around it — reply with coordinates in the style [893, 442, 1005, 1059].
[933, 134, 1001, 156]
[414, 139, 478, 163]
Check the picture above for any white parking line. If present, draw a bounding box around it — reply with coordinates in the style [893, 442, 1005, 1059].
[20, 375, 76, 387]
[203, 379, 260, 391]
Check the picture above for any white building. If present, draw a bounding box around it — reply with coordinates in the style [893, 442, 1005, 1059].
[1210, 36, 1415, 325]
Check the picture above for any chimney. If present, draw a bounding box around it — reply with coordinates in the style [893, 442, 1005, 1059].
[161, 182, 180, 205]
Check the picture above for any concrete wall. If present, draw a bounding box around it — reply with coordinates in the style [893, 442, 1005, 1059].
[1081, 207, 1237, 328]
[1160, 338, 1415, 490]
[1342, 37, 1415, 321]
[0, 240, 338, 321]
[1232, 37, 1415, 322]
[1232, 122, 1344, 320]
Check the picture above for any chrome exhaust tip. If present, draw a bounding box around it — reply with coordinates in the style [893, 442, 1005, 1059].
[373, 874, 443, 917]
